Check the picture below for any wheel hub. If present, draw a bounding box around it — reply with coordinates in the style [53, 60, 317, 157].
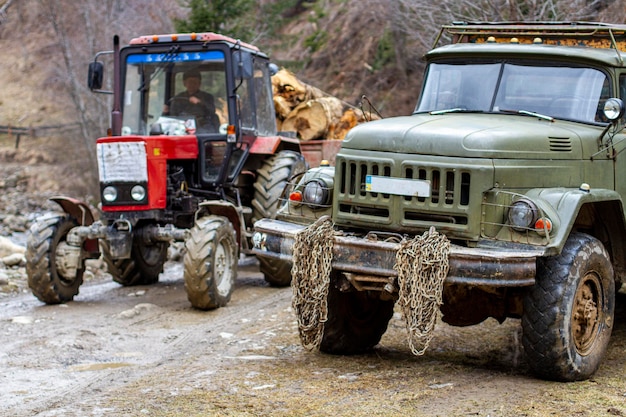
[214, 241, 232, 297]
[54, 241, 81, 282]
[572, 272, 601, 354]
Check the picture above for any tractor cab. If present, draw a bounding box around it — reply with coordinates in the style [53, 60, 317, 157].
[89, 33, 278, 199]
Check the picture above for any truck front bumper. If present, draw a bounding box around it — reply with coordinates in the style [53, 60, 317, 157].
[252, 218, 545, 288]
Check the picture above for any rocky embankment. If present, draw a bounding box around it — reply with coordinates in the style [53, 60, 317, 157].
[0, 149, 179, 298]
[0, 164, 53, 295]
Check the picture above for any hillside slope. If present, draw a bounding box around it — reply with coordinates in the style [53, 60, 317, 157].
[1, 0, 624, 198]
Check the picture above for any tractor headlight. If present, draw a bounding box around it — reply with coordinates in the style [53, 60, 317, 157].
[102, 186, 118, 202]
[508, 198, 538, 231]
[303, 179, 330, 208]
[131, 185, 146, 201]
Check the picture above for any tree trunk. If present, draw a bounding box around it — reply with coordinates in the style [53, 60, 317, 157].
[281, 97, 344, 141]
[272, 68, 327, 117]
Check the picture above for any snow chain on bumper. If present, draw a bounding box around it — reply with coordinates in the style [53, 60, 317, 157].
[291, 216, 335, 350]
[292, 217, 450, 356]
[395, 227, 450, 355]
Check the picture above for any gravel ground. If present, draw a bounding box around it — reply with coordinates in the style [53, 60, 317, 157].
[1, 146, 626, 417]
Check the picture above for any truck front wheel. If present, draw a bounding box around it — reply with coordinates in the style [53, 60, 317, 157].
[522, 232, 615, 381]
[184, 216, 237, 310]
[26, 214, 84, 304]
[320, 275, 395, 354]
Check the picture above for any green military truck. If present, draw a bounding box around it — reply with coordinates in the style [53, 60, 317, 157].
[252, 22, 626, 381]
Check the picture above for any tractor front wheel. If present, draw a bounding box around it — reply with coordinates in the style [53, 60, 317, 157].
[184, 216, 238, 310]
[26, 214, 84, 304]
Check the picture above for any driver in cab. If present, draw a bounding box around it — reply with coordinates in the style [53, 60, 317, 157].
[166, 69, 219, 132]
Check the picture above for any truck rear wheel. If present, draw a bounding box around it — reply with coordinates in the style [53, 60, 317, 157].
[26, 214, 84, 304]
[184, 215, 237, 310]
[320, 276, 395, 354]
[252, 150, 306, 287]
[101, 227, 168, 286]
[522, 232, 614, 381]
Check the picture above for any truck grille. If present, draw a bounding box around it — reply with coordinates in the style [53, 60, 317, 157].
[336, 157, 473, 231]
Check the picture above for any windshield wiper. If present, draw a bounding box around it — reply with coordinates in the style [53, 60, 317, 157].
[500, 108, 554, 122]
[138, 45, 180, 92]
[429, 108, 484, 115]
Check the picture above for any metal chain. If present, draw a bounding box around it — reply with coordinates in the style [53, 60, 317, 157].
[394, 226, 450, 355]
[291, 216, 335, 351]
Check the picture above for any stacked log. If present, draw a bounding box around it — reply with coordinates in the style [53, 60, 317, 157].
[272, 68, 375, 141]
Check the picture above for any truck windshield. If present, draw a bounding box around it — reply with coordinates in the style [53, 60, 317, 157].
[416, 62, 610, 124]
[123, 50, 228, 135]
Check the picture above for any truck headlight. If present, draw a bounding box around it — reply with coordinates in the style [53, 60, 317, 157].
[102, 186, 118, 202]
[508, 198, 538, 231]
[603, 98, 625, 121]
[303, 179, 330, 208]
[131, 185, 146, 201]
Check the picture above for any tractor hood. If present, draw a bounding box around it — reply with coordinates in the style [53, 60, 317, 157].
[341, 113, 600, 160]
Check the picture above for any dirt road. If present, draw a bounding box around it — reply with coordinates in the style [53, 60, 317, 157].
[1, 256, 626, 417]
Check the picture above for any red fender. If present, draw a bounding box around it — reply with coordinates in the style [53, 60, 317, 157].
[49, 196, 99, 256]
[50, 196, 96, 226]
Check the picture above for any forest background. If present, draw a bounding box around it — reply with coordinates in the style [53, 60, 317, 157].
[0, 0, 625, 198]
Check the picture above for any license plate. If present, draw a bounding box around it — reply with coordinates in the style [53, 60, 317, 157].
[365, 175, 431, 197]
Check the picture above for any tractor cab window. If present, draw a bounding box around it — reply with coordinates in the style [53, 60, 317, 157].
[237, 58, 276, 137]
[123, 50, 228, 135]
[253, 60, 276, 136]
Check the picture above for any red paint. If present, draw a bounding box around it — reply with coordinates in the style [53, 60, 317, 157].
[97, 135, 198, 212]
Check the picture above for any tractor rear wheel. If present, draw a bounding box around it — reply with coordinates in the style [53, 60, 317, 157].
[252, 150, 306, 286]
[101, 226, 168, 286]
[26, 214, 84, 304]
[184, 215, 237, 310]
[522, 232, 615, 381]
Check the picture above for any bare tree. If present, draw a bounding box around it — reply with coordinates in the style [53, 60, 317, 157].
[389, 0, 623, 51]
[22, 0, 187, 190]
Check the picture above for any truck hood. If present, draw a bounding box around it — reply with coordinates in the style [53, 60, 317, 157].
[342, 113, 600, 159]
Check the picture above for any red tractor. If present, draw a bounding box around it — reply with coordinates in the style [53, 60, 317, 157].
[26, 32, 307, 309]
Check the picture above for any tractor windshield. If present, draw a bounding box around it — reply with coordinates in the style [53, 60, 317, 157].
[416, 61, 610, 124]
[123, 50, 228, 135]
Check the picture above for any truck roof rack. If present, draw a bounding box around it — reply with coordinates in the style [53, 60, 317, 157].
[432, 21, 626, 65]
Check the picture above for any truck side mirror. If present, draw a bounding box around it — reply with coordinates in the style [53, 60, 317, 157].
[233, 50, 253, 80]
[88, 61, 104, 90]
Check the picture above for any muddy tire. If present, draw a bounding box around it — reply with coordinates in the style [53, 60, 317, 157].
[252, 150, 306, 286]
[320, 275, 395, 354]
[26, 214, 84, 304]
[258, 258, 292, 287]
[522, 232, 615, 381]
[101, 228, 168, 286]
[184, 215, 237, 310]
